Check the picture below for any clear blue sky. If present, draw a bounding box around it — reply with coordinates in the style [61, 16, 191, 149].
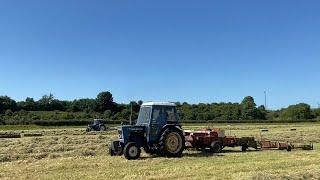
[1, 0, 320, 109]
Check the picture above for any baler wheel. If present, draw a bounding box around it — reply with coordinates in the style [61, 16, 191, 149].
[210, 142, 222, 153]
[241, 145, 248, 152]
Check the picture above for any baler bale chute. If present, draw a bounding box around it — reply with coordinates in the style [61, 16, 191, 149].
[256, 128, 314, 151]
[256, 140, 313, 151]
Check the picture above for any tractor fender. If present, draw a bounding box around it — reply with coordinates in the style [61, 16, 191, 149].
[159, 125, 184, 137]
[156, 124, 184, 143]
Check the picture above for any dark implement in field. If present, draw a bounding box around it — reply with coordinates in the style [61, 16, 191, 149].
[0, 132, 21, 138]
[22, 133, 43, 137]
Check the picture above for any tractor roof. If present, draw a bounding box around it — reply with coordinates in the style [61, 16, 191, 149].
[141, 102, 176, 106]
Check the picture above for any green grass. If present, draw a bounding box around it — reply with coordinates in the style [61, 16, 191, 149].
[0, 123, 320, 179]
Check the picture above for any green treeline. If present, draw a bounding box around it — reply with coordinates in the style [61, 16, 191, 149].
[0, 91, 319, 125]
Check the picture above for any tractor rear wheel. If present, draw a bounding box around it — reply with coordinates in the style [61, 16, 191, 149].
[159, 128, 185, 157]
[100, 125, 107, 131]
[124, 142, 141, 160]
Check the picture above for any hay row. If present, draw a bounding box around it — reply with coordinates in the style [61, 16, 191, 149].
[22, 133, 43, 137]
[0, 133, 21, 138]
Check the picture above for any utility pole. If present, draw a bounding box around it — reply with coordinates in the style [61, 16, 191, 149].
[264, 91, 267, 110]
[129, 103, 133, 125]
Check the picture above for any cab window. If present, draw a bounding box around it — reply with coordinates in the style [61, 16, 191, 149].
[151, 106, 178, 125]
[165, 106, 178, 122]
[151, 106, 164, 124]
[136, 107, 151, 125]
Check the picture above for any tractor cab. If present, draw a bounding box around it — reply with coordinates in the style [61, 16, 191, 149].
[109, 102, 185, 160]
[136, 102, 180, 142]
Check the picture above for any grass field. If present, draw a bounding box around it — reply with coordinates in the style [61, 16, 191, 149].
[0, 123, 320, 180]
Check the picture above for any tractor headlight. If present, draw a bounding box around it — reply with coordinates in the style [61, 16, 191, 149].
[118, 130, 122, 139]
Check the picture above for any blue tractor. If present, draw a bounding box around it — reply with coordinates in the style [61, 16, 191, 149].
[86, 119, 107, 132]
[109, 102, 185, 160]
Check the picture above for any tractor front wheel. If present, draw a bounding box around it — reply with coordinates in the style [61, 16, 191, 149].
[159, 128, 185, 157]
[109, 141, 123, 156]
[124, 142, 141, 160]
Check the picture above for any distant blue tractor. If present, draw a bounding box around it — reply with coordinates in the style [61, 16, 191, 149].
[109, 102, 185, 160]
[86, 119, 107, 132]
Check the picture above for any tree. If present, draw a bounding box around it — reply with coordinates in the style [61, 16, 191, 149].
[256, 105, 267, 120]
[312, 108, 320, 119]
[96, 91, 114, 112]
[5, 109, 13, 116]
[50, 100, 67, 111]
[129, 101, 141, 112]
[104, 110, 112, 119]
[0, 96, 17, 113]
[241, 96, 257, 120]
[120, 109, 131, 120]
[38, 94, 54, 111]
[71, 99, 96, 112]
[24, 97, 37, 111]
[0, 114, 4, 124]
[138, 100, 143, 106]
[219, 103, 241, 120]
[280, 103, 312, 120]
